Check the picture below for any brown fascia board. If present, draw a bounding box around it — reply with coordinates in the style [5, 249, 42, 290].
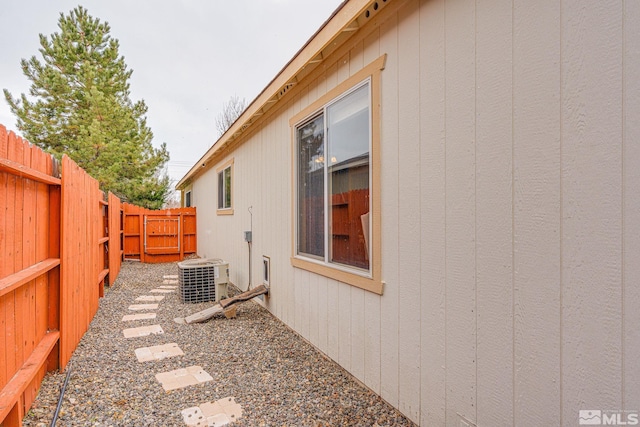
[176, 0, 380, 190]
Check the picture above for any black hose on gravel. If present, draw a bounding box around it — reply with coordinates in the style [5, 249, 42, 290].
[50, 366, 72, 427]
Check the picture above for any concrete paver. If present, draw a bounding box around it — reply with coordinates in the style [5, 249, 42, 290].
[122, 324, 164, 338]
[155, 366, 213, 391]
[136, 295, 165, 301]
[122, 313, 157, 321]
[128, 304, 159, 311]
[135, 343, 184, 362]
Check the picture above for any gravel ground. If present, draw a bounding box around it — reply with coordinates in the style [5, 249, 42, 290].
[23, 261, 416, 427]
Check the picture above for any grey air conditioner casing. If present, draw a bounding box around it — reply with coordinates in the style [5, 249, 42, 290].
[178, 258, 229, 303]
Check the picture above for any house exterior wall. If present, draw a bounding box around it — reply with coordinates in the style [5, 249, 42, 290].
[188, 0, 640, 425]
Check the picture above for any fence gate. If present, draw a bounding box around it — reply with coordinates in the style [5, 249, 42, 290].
[122, 205, 196, 263]
[144, 215, 180, 255]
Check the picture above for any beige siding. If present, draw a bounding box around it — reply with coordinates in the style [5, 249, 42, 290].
[513, 0, 562, 425]
[190, 0, 639, 425]
[362, 25, 383, 397]
[624, 0, 640, 411]
[397, 0, 422, 421]
[475, 0, 514, 425]
[379, 8, 401, 410]
[562, 0, 624, 420]
[444, 0, 477, 423]
[420, 0, 447, 424]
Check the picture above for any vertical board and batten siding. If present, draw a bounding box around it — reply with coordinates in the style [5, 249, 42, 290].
[397, 0, 421, 420]
[444, 0, 477, 423]
[378, 9, 400, 410]
[475, 0, 513, 426]
[362, 23, 382, 400]
[561, 0, 623, 421]
[624, 0, 640, 411]
[512, 0, 562, 425]
[419, 0, 446, 424]
[348, 39, 365, 388]
[189, 0, 640, 425]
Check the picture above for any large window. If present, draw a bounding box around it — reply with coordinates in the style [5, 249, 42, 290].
[217, 159, 233, 214]
[296, 81, 371, 272]
[291, 55, 385, 294]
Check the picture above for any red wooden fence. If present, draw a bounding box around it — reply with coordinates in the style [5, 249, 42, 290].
[0, 124, 195, 426]
[300, 189, 370, 269]
[108, 192, 123, 285]
[123, 204, 196, 263]
[0, 125, 61, 427]
[59, 156, 103, 370]
[331, 189, 369, 269]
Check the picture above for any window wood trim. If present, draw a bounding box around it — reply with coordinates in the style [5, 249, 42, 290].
[290, 54, 385, 295]
[216, 157, 234, 215]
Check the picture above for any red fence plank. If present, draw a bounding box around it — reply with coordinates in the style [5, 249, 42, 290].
[108, 192, 122, 282]
[59, 155, 104, 369]
[0, 295, 8, 393]
[0, 126, 63, 427]
[123, 204, 197, 263]
[0, 331, 60, 422]
[1, 122, 197, 426]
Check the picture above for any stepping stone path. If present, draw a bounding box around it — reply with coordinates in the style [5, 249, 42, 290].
[122, 324, 164, 338]
[122, 312, 157, 321]
[135, 343, 184, 362]
[181, 397, 243, 427]
[155, 365, 213, 391]
[136, 295, 165, 302]
[121, 273, 242, 425]
[128, 303, 159, 311]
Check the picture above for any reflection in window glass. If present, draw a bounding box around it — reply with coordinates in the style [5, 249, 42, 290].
[218, 166, 232, 210]
[327, 84, 370, 269]
[295, 81, 370, 271]
[296, 114, 325, 258]
[224, 169, 231, 208]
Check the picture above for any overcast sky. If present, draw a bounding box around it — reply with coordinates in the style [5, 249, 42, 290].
[0, 0, 344, 190]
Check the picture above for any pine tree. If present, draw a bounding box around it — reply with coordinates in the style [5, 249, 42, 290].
[3, 6, 170, 209]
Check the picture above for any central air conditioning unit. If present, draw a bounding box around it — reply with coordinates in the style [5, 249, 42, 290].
[178, 258, 229, 303]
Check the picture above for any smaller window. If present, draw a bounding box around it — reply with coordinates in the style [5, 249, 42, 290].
[217, 159, 234, 215]
[185, 191, 192, 207]
[218, 166, 231, 209]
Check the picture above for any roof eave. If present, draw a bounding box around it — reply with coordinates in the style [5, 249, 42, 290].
[176, 0, 381, 190]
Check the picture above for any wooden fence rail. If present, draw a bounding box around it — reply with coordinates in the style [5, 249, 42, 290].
[0, 125, 61, 427]
[0, 124, 195, 426]
[123, 204, 196, 263]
